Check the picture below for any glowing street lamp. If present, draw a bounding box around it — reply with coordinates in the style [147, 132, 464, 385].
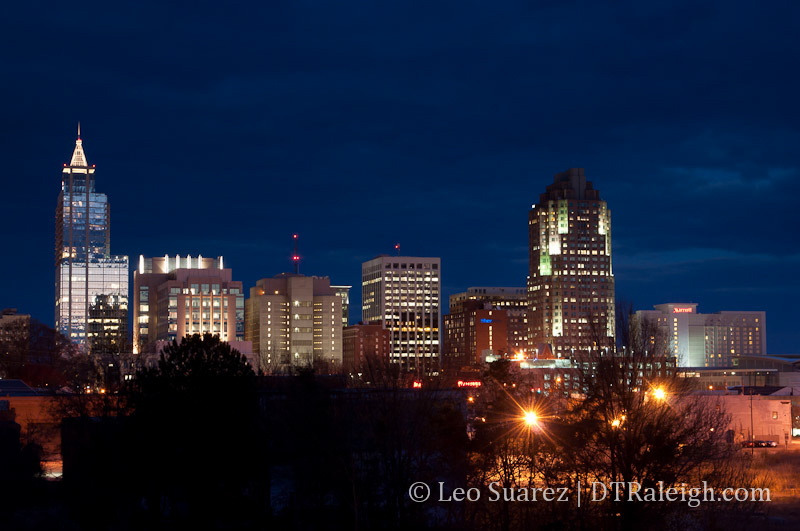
[653, 387, 666, 401]
[524, 411, 538, 427]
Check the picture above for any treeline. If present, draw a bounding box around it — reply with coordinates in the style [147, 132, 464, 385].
[1, 334, 769, 530]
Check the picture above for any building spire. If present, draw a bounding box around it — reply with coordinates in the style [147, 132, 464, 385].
[69, 123, 88, 167]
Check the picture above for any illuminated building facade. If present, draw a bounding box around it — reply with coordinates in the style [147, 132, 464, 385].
[447, 287, 528, 355]
[443, 302, 508, 370]
[133, 255, 244, 353]
[449, 287, 526, 313]
[55, 128, 129, 348]
[342, 323, 392, 373]
[245, 274, 342, 371]
[635, 303, 766, 368]
[528, 168, 615, 357]
[331, 285, 351, 328]
[86, 294, 128, 354]
[362, 255, 441, 372]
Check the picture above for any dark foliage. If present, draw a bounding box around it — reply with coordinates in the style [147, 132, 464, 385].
[62, 334, 268, 529]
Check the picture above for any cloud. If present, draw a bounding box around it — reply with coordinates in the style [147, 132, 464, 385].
[663, 166, 796, 193]
[617, 248, 800, 270]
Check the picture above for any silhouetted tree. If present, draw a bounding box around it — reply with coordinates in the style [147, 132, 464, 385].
[553, 342, 759, 530]
[0, 318, 80, 388]
[120, 334, 267, 528]
[270, 354, 469, 530]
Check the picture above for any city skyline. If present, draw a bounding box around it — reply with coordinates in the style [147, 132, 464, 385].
[2, 2, 799, 354]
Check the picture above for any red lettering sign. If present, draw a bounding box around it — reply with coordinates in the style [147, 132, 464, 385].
[672, 307, 693, 314]
[457, 380, 482, 388]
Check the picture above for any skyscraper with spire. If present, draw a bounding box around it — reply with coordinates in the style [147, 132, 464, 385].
[55, 125, 129, 350]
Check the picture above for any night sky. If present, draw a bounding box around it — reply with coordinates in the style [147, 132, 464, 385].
[2, 1, 799, 354]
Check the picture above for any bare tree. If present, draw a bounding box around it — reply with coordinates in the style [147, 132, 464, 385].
[0, 319, 82, 388]
[554, 338, 761, 530]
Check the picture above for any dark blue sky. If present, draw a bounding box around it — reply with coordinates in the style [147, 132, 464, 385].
[2, 1, 799, 353]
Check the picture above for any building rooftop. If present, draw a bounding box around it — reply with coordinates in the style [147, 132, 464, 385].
[0, 379, 39, 397]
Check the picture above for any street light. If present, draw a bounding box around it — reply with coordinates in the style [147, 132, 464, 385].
[653, 387, 666, 401]
[524, 411, 538, 427]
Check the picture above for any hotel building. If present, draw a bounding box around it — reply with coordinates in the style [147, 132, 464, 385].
[635, 303, 766, 367]
[446, 287, 528, 357]
[245, 274, 342, 371]
[528, 168, 615, 358]
[55, 127, 128, 349]
[362, 255, 441, 372]
[443, 302, 508, 370]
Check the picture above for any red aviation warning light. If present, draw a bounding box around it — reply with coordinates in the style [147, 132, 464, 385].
[292, 234, 300, 274]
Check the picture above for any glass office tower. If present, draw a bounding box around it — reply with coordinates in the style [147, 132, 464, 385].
[55, 127, 129, 349]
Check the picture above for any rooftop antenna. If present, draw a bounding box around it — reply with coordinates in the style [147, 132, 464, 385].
[395, 243, 400, 256]
[77, 121, 81, 139]
[292, 234, 300, 274]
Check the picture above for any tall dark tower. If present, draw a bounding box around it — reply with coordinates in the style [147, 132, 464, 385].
[55, 125, 129, 350]
[527, 168, 615, 358]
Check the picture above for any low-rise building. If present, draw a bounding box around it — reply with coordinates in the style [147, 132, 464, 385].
[342, 324, 392, 373]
